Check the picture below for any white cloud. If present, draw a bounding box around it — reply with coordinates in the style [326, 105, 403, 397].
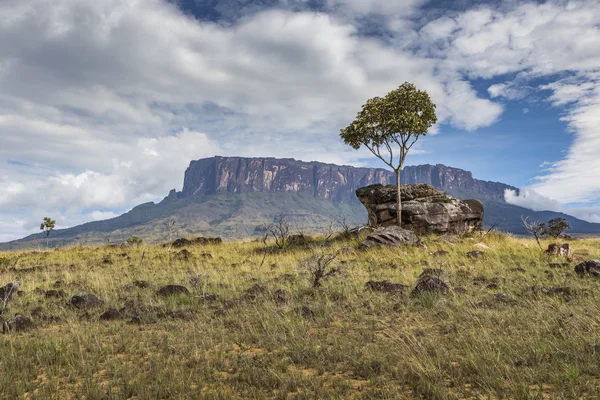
[504, 188, 562, 212]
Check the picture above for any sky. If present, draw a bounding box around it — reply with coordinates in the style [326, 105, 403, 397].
[1, 0, 600, 241]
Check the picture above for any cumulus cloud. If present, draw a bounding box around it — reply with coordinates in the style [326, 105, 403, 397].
[2, 0, 600, 240]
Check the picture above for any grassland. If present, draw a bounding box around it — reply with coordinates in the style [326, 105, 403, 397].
[1, 232, 600, 399]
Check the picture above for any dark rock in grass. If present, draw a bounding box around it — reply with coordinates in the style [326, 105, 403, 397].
[360, 226, 416, 249]
[479, 293, 516, 307]
[99, 308, 121, 321]
[418, 268, 449, 281]
[200, 253, 213, 259]
[156, 285, 190, 296]
[466, 250, 485, 259]
[0, 281, 19, 304]
[245, 284, 268, 300]
[123, 280, 150, 291]
[365, 280, 408, 295]
[172, 237, 222, 248]
[44, 289, 66, 298]
[174, 249, 192, 261]
[273, 288, 292, 304]
[574, 260, 600, 277]
[288, 234, 311, 247]
[53, 280, 64, 288]
[70, 293, 104, 309]
[296, 306, 315, 319]
[431, 250, 449, 257]
[102, 256, 113, 264]
[2, 314, 34, 333]
[412, 269, 450, 296]
[412, 276, 449, 296]
[162, 309, 196, 321]
[548, 262, 571, 269]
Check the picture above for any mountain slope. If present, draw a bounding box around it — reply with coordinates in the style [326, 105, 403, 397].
[2, 156, 599, 249]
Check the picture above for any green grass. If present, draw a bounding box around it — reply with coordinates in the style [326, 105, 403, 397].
[1, 232, 600, 399]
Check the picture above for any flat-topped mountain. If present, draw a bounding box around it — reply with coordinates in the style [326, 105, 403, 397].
[170, 156, 515, 203]
[2, 156, 598, 249]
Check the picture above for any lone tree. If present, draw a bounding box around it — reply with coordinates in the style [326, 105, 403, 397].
[340, 82, 437, 225]
[40, 217, 56, 249]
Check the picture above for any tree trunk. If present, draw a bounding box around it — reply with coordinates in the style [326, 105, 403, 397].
[396, 168, 402, 226]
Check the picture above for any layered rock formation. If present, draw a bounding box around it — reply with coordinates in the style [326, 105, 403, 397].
[180, 156, 394, 201]
[175, 157, 514, 202]
[356, 184, 484, 234]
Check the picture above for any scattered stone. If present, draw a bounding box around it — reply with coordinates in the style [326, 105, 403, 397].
[70, 293, 104, 309]
[171, 237, 223, 248]
[288, 234, 310, 247]
[174, 249, 192, 261]
[245, 284, 268, 300]
[200, 253, 213, 260]
[546, 243, 573, 258]
[156, 285, 190, 296]
[548, 262, 571, 269]
[296, 306, 315, 319]
[189, 276, 202, 289]
[574, 260, 600, 277]
[2, 314, 34, 333]
[356, 184, 484, 234]
[365, 280, 408, 295]
[418, 268, 449, 281]
[339, 247, 356, 256]
[123, 280, 151, 291]
[99, 308, 121, 321]
[360, 226, 416, 249]
[44, 290, 66, 298]
[273, 289, 292, 304]
[53, 280, 64, 288]
[479, 293, 516, 307]
[473, 243, 491, 250]
[412, 269, 450, 296]
[198, 293, 218, 301]
[0, 281, 19, 305]
[431, 250, 449, 257]
[466, 250, 485, 259]
[102, 256, 113, 264]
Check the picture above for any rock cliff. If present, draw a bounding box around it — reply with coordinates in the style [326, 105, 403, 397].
[176, 156, 515, 202]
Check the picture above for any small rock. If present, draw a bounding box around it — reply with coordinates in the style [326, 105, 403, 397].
[360, 226, 416, 249]
[575, 260, 600, 277]
[156, 285, 190, 296]
[2, 314, 34, 333]
[273, 289, 292, 304]
[0, 281, 19, 304]
[431, 250, 449, 257]
[174, 249, 192, 261]
[99, 308, 121, 321]
[546, 243, 573, 258]
[70, 293, 104, 309]
[296, 306, 315, 319]
[200, 253, 213, 260]
[365, 280, 408, 295]
[198, 293, 218, 301]
[473, 243, 491, 250]
[245, 284, 267, 300]
[124, 280, 151, 291]
[412, 274, 450, 296]
[466, 250, 485, 259]
[44, 290, 66, 298]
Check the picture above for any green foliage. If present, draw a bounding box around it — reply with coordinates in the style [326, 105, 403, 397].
[39, 217, 56, 237]
[126, 235, 143, 246]
[340, 82, 437, 171]
[544, 217, 571, 238]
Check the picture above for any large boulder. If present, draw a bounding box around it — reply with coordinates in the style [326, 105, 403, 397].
[356, 184, 484, 235]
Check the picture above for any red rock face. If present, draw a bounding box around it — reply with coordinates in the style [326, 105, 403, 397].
[178, 157, 517, 203]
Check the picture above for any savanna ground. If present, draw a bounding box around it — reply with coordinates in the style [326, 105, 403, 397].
[1, 231, 600, 399]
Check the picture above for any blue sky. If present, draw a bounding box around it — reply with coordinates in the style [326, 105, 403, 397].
[0, 0, 599, 241]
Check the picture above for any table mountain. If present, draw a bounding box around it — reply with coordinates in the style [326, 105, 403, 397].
[2, 156, 599, 249]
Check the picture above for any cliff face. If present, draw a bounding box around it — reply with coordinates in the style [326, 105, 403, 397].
[181, 156, 394, 201]
[178, 157, 516, 203]
[401, 164, 517, 201]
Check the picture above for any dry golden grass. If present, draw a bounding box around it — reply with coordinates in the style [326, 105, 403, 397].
[1, 232, 600, 399]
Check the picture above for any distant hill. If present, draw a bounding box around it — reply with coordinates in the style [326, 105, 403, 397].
[3, 156, 599, 249]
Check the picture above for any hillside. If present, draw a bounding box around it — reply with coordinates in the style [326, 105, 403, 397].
[2, 156, 599, 249]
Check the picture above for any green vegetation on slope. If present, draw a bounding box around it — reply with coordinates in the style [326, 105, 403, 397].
[1, 232, 600, 398]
